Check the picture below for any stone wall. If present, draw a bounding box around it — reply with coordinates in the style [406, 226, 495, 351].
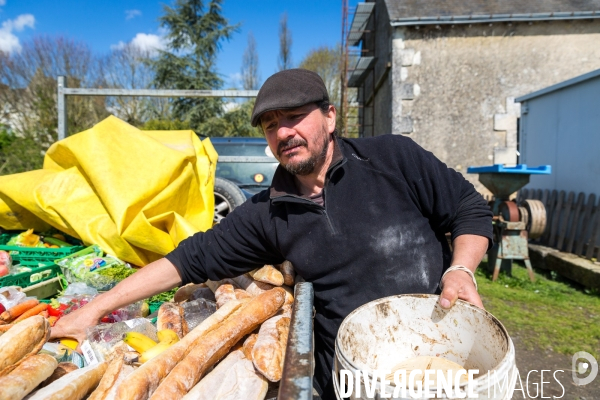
[367, 20, 600, 192]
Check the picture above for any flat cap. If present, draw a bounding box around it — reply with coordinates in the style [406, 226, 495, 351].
[251, 68, 329, 127]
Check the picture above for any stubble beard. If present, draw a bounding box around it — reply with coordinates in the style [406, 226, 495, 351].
[278, 130, 330, 176]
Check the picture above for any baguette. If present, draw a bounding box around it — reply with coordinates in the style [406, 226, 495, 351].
[248, 265, 284, 286]
[282, 285, 294, 306]
[231, 274, 275, 296]
[277, 304, 293, 318]
[27, 362, 107, 400]
[252, 314, 291, 382]
[87, 355, 124, 400]
[173, 283, 206, 303]
[100, 365, 134, 400]
[181, 350, 268, 400]
[279, 260, 296, 286]
[114, 299, 246, 400]
[0, 316, 50, 377]
[214, 284, 236, 308]
[38, 363, 79, 389]
[234, 289, 252, 300]
[205, 279, 239, 293]
[150, 288, 287, 400]
[242, 334, 258, 359]
[157, 303, 188, 339]
[0, 354, 58, 400]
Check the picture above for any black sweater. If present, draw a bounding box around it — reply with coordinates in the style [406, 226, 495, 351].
[166, 134, 492, 398]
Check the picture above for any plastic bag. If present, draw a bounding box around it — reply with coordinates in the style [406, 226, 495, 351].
[108, 301, 145, 323]
[6, 229, 44, 247]
[56, 245, 131, 291]
[40, 342, 85, 367]
[63, 282, 99, 296]
[182, 298, 217, 331]
[0, 286, 26, 310]
[86, 318, 158, 362]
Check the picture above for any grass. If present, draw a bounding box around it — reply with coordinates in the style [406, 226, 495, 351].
[476, 260, 600, 359]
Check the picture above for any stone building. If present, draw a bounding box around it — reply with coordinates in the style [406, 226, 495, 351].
[347, 0, 600, 192]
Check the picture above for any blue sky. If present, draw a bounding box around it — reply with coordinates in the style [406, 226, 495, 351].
[0, 0, 359, 88]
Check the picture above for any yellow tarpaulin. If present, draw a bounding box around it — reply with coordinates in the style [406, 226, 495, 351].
[0, 116, 217, 266]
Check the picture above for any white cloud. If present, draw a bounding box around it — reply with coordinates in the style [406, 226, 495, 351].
[125, 9, 141, 20]
[110, 33, 166, 55]
[0, 0, 6, 6]
[0, 14, 35, 53]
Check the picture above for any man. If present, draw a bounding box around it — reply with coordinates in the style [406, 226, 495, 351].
[52, 69, 492, 398]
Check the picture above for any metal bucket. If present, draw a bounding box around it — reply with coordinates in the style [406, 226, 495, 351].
[334, 294, 517, 399]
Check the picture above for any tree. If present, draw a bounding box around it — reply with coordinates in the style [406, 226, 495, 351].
[152, 0, 239, 130]
[100, 43, 164, 127]
[0, 35, 109, 174]
[197, 100, 262, 137]
[299, 45, 342, 107]
[241, 32, 260, 90]
[277, 13, 293, 71]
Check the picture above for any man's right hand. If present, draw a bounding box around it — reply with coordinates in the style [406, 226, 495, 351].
[49, 305, 102, 344]
[48, 257, 183, 346]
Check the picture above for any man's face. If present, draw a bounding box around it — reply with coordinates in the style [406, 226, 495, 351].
[260, 103, 336, 176]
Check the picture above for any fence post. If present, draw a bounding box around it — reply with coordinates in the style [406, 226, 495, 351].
[57, 76, 67, 141]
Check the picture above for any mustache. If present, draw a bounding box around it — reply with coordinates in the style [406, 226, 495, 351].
[277, 138, 308, 156]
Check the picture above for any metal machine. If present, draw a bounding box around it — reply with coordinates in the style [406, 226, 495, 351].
[467, 164, 551, 281]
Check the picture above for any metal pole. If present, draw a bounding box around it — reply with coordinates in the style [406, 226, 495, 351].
[61, 88, 258, 97]
[57, 76, 67, 141]
[278, 282, 314, 400]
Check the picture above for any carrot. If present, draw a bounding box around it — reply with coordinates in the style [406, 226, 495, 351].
[47, 316, 58, 327]
[0, 324, 14, 332]
[38, 310, 49, 318]
[13, 303, 48, 323]
[0, 299, 39, 322]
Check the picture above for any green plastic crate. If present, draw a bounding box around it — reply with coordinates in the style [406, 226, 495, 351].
[0, 245, 85, 263]
[0, 232, 84, 263]
[0, 263, 62, 289]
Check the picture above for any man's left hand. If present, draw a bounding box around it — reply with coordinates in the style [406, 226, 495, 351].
[439, 269, 484, 309]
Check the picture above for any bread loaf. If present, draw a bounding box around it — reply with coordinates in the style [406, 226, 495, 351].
[173, 283, 207, 303]
[0, 354, 57, 400]
[248, 265, 284, 286]
[234, 289, 252, 300]
[114, 300, 246, 400]
[241, 334, 258, 359]
[252, 315, 291, 382]
[88, 355, 124, 400]
[157, 303, 188, 339]
[231, 274, 274, 296]
[282, 286, 294, 305]
[38, 363, 79, 389]
[181, 350, 268, 400]
[150, 288, 286, 400]
[214, 284, 236, 308]
[205, 279, 239, 293]
[279, 261, 295, 286]
[0, 316, 50, 377]
[277, 304, 293, 318]
[101, 365, 134, 400]
[27, 362, 107, 400]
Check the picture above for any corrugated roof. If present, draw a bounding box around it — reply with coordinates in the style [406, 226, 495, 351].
[348, 2, 376, 46]
[516, 68, 600, 102]
[348, 56, 376, 87]
[383, 0, 600, 25]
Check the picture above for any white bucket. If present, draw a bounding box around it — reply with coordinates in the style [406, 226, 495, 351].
[333, 294, 517, 399]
